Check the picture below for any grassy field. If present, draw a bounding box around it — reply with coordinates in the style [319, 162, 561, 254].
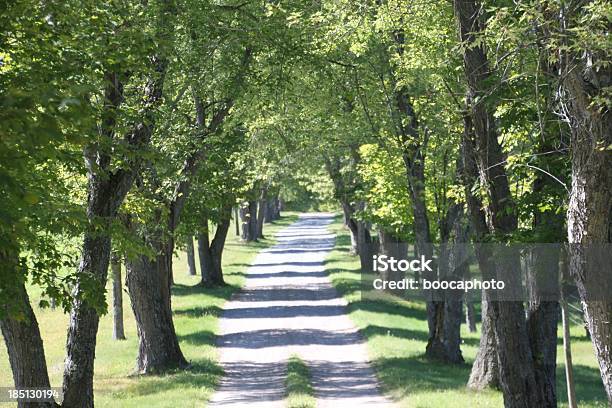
[0, 213, 299, 408]
[324, 215, 609, 408]
[286, 355, 316, 408]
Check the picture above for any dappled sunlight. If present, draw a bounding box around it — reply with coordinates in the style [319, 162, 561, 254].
[324, 217, 609, 408]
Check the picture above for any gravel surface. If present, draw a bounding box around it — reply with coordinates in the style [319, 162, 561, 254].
[208, 213, 394, 408]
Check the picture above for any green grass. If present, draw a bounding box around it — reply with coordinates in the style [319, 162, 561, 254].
[0, 212, 300, 408]
[324, 215, 608, 408]
[286, 355, 316, 408]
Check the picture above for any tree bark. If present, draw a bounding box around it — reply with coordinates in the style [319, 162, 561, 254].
[524, 136, 564, 406]
[342, 201, 360, 255]
[377, 229, 407, 296]
[125, 239, 188, 374]
[264, 194, 278, 223]
[198, 217, 214, 285]
[124, 207, 187, 375]
[198, 207, 231, 287]
[559, 2, 612, 400]
[234, 207, 240, 235]
[239, 203, 250, 241]
[461, 101, 500, 390]
[454, 1, 544, 405]
[111, 254, 126, 341]
[274, 196, 281, 219]
[324, 155, 360, 254]
[465, 301, 477, 333]
[381, 22, 443, 361]
[356, 202, 374, 273]
[441, 206, 469, 364]
[63, 12, 174, 401]
[256, 187, 267, 239]
[1, 281, 57, 408]
[186, 237, 197, 276]
[62, 70, 129, 408]
[525, 247, 559, 407]
[210, 206, 232, 286]
[248, 200, 258, 241]
[468, 298, 500, 390]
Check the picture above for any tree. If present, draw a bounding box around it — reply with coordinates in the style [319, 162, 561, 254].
[453, 0, 549, 405]
[553, 1, 612, 401]
[110, 254, 126, 341]
[62, 1, 178, 398]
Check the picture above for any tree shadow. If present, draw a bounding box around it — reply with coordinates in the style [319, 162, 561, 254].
[325, 274, 362, 298]
[556, 364, 608, 406]
[178, 329, 216, 346]
[221, 304, 347, 319]
[121, 359, 223, 397]
[360, 324, 480, 347]
[172, 283, 240, 299]
[374, 355, 472, 397]
[349, 299, 429, 321]
[173, 305, 223, 318]
[217, 328, 364, 349]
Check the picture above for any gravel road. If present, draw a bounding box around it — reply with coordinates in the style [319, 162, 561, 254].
[208, 213, 393, 408]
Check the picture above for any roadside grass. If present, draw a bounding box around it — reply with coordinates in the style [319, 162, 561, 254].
[286, 355, 316, 408]
[325, 215, 608, 408]
[0, 212, 300, 408]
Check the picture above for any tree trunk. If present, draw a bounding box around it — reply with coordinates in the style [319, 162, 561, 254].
[248, 200, 258, 241]
[454, 1, 544, 404]
[63, 17, 174, 402]
[240, 201, 258, 242]
[125, 241, 188, 374]
[234, 207, 240, 235]
[440, 206, 469, 364]
[199, 208, 232, 287]
[461, 101, 500, 390]
[256, 187, 267, 239]
[377, 229, 407, 296]
[465, 301, 477, 333]
[560, 3, 612, 400]
[1, 281, 57, 408]
[560, 299, 577, 408]
[442, 297, 464, 364]
[525, 247, 559, 407]
[111, 254, 126, 341]
[356, 202, 374, 273]
[239, 203, 250, 241]
[268, 195, 281, 221]
[63, 226, 113, 408]
[468, 298, 500, 390]
[186, 237, 197, 276]
[210, 206, 232, 285]
[324, 155, 360, 254]
[524, 136, 564, 406]
[384, 26, 443, 360]
[198, 217, 214, 286]
[341, 201, 359, 255]
[264, 195, 277, 223]
[394, 83, 442, 361]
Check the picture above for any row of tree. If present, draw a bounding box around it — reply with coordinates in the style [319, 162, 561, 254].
[1, 0, 307, 406]
[260, 0, 610, 406]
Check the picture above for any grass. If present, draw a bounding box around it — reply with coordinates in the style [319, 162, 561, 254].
[324, 214, 609, 408]
[0, 212, 300, 408]
[285, 355, 316, 408]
